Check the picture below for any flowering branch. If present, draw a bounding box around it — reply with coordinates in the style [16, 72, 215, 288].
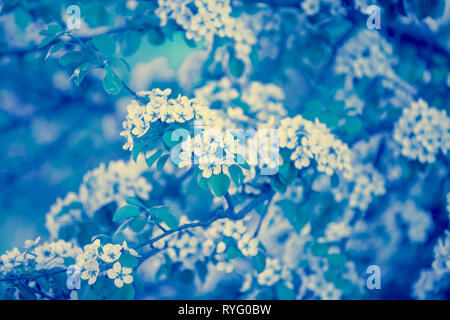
[137, 184, 274, 251]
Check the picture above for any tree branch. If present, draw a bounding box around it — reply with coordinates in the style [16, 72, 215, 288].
[136, 184, 274, 252]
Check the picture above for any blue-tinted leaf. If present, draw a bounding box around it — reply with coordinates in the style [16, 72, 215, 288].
[39, 34, 59, 48]
[229, 164, 244, 187]
[119, 253, 139, 268]
[113, 205, 141, 223]
[147, 28, 165, 45]
[103, 70, 122, 95]
[93, 34, 116, 56]
[14, 7, 31, 30]
[229, 56, 245, 78]
[40, 23, 63, 36]
[151, 206, 178, 229]
[45, 42, 65, 61]
[156, 154, 170, 171]
[276, 283, 295, 300]
[116, 284, 135, 300]
[146, 149, 163, 168]
[209, 173, 230, 197]
[253, 250, 266, 273]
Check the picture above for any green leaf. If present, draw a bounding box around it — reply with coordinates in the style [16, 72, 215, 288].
[156, 154, 170, 171]
[255, 202, 267, 215]
[85, 277, 116, 300]
[14, 7, 31, 30]
[129, 216, 147, 232]
[323, 19, 352, 44]
[45, 42, 65, 61]
[103, 70, 122, 95]
[116, 285, 135, 300]
[253, 250, 266, 273]
[92, 34, 116, 56]
[118, 58, 132, 72]
[113, 205, 141, 223]
[311, 242, 329, 256]
[225, 246, 242, 260]
[276, 200, 308, 233]
[121, 31, 142, 57]
[163, 130, 179, 148]
[147, 28, 165, 45]
[229, 164, 244, 187]
[70, 63, 91, 86]
[126, 196, 145, 208]
[151, 206, 178, 229]
[146, 149, 163, 168]
[343, 117, 363, 135]
[255, 290, 272, 300]
[278, 162, 296, 185]
[40, 23, 63, 36]
[60, 51, 83, 66]
[327, 253, 346, 269]
[229, 56, 245, 78]
[39, 34, 59, 48]
[119, 253, 139, 268]
[209, 173, 230, 197]
[132, 142, 145, 162]
[92, 202, 116, 227]
[330, 172, 340, 188]
[86, 6, 110, 27]
[271, 175, 286, 193]
[276, 283, 295, 300]
[198, 175, 210, 190]
[132, 272, 144, 292]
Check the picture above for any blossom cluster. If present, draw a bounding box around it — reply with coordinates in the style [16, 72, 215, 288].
[137, 212, 339, 297]
[156, 0, 232, 42]
[194, 78, 286, 123]
[256, 207, 363, 299]
[177, 129, 240, 178]
[194, 77, 239, 108]
[335, 29, 397, 80]
[394, 99, 449, 164]
[146, 215, 259, 275]
[45, 159, 152, 239]
[332, 163, 386, 211]
[0, 237, 81, 279]
[156, 0, 257, 54]
[334, 29, 415, 114]
[241, 82, 286, 122]
[120, 88, 232, 151]
[413, 231, 450, 299]
[73, 239, 139, 289]
[383, 200, 433, 244]
[278, 115, 353, 178]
